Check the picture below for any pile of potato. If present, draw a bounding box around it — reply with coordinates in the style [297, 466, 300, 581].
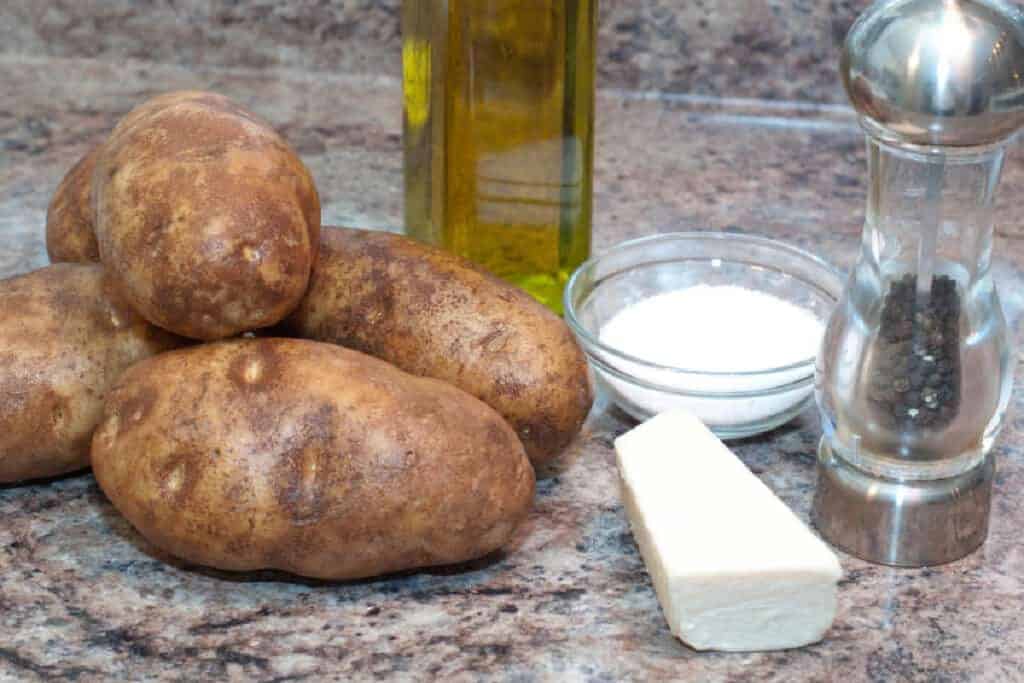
[2, 91, 592, 580]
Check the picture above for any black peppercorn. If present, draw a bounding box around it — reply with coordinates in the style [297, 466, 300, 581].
[867, 273, 961, 430]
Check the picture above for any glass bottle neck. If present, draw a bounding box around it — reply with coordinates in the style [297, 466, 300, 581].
[864, 137, 1005, 286]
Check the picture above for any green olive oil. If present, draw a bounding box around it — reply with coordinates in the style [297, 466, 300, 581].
[403, 0, 596, 313]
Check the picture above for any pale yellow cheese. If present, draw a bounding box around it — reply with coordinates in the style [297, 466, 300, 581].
[615, 411, 842, 652]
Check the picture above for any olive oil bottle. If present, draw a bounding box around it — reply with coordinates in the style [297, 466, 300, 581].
[403, 0, 596, 313]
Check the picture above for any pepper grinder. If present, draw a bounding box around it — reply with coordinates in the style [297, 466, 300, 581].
[814, 0, 1024, 566]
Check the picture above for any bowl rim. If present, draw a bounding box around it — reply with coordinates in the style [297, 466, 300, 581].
[563, 230, 846, 378]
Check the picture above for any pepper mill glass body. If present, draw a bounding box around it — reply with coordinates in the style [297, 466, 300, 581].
[402, 0, 596, 313]
[817, 139, 1013, 482]
[813, 0, 1024, 566]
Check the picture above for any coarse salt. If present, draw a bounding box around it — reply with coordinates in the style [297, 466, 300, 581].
[597, 285, 825, 431]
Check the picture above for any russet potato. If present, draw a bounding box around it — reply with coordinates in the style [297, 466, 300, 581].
[46, 144, 102, 264]
[0, 264, 182, 483]
[91, 338, 535, 580]
[94, 91, 321, 340]
[283, 227, 593, 467]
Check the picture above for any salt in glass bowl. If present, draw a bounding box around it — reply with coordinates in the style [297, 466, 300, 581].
[564, 232, 845, 439]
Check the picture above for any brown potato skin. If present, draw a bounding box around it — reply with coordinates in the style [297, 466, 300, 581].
[0, 264, 183, 483]
[94, 91, 321, 341]
[283, 227, 593, 467]
[46, 144, 102, 263]
[91, 338, 535, 580]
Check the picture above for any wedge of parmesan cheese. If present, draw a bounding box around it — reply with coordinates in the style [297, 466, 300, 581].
[615, 411, 842, 652]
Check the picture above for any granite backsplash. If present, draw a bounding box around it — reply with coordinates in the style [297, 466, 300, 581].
[1, 0, 871, 104]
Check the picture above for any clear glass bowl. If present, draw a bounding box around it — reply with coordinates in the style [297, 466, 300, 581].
[564, 232, 845, 439]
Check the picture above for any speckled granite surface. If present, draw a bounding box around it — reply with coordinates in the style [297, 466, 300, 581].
[5, 51, 1024, 682]
[0, 0, 871, 103]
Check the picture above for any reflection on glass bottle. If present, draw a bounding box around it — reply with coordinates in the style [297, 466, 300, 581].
[403, 0, 596, 313]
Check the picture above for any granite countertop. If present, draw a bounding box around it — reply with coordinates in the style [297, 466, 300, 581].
[4, 53, 1024, 683]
